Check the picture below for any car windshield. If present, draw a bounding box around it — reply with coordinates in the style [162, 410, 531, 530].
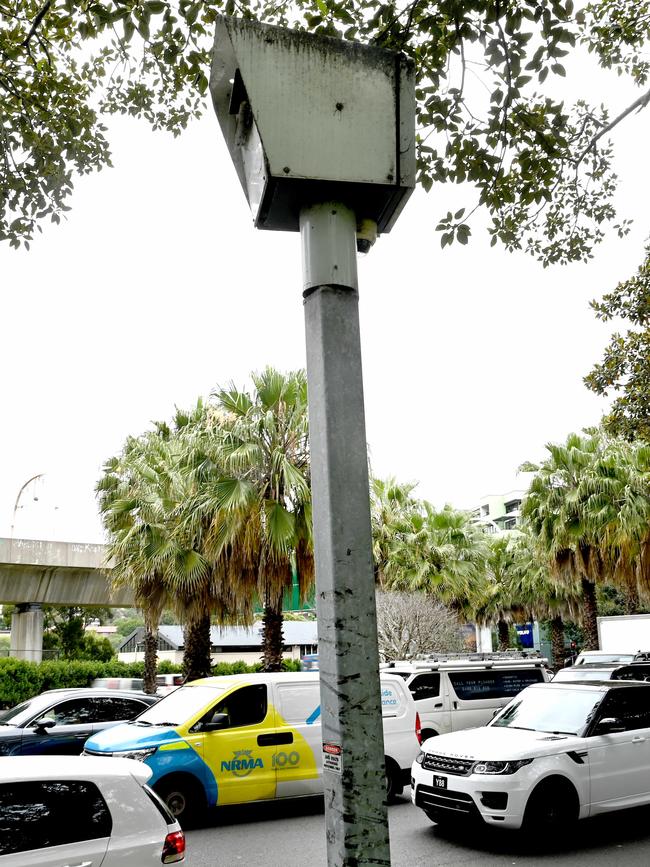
[552, 668, 614, 682]
[490, 686, 604, 736]
[135, 685, 226, 727]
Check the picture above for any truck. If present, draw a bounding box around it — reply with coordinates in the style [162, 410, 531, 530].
[597, 614, 650, 653]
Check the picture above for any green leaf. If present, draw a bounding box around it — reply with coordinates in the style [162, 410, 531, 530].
[316, 0, 328, 16]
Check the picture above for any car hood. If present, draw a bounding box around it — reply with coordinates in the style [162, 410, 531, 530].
[420, 725, 584, 761]
[84, 722, 181, 753]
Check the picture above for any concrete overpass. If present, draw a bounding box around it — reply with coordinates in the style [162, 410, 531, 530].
[0, 538, 133, 661]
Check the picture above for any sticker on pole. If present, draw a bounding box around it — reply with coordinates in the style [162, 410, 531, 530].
[322, 742, 342, 775]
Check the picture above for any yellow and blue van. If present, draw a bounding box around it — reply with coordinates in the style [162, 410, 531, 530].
[83, 672, 420, 821]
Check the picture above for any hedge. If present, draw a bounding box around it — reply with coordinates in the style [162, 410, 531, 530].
[0, 657, 302, 706]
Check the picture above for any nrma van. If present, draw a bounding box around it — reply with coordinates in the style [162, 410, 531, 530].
[83, 672, 420, 822]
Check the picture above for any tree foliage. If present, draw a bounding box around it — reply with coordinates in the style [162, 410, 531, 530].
[585, 240, 650, 441]
[2, 1, 648, 262]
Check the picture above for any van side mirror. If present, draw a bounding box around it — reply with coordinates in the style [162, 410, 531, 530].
[595, 717, 625, 735]
[32, 717, 56, 732]
[200, 712, 229, 732]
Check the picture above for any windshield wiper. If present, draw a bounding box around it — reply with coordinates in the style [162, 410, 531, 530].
[500, 725, 533, 730]
[150, 721, 178, 727]
[541, 730, 575, 736]
[134, 720, 153, 726]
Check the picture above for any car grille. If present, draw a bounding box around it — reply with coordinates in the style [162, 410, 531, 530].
[416, 784, 479, 817]
[422, 753, 474, 776]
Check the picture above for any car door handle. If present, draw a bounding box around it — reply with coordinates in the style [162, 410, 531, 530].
[632, 736, 645, 743]
[434, 703, 443, 708]
[257, 732, 293, 746]
[63, 861, 92, 867]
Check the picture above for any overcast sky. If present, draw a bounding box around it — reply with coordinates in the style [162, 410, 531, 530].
[2, 46, 649, 545]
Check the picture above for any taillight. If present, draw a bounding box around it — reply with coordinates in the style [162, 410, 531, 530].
[415, 711, 423, 745]
[162, 830, 185, 863]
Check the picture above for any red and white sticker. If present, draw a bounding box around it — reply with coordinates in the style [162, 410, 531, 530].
[322, 742, 342, 775]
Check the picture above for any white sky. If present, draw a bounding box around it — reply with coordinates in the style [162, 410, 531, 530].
[1, 45, 649, 545]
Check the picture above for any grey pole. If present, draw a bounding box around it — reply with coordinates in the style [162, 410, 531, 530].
[300, 202, 390, 866]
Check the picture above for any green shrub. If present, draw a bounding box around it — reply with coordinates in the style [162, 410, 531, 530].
[0, 656, 305, 706]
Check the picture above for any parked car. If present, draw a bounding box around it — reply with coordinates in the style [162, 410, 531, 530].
[385, 654, 550, 740]
[552, 662, 650, 683]
[411, 680, 650, 832]
[84, 671, 421, 821]
[0, 688, 158, 756]
[156, 673, 185, 695]
[0, 755, 185, 865]
[91, 676, 145, 690]
[571, 650, 650, 667]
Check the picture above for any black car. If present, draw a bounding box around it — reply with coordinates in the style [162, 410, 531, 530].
[552, 662, 650, 684]
[0, 688, 158, 756]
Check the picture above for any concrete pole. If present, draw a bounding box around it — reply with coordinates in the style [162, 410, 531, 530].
[300, 202, 390, 867]
[10, 603, 44, 661]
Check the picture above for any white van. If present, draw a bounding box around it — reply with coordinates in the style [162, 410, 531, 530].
[385, 656, 550, 740]
[84, 671, 420, 821]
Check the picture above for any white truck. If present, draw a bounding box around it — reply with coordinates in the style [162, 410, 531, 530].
[597, 613, 650, 653]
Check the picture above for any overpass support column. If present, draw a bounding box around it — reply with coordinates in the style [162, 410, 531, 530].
[10, 603, 44, 662]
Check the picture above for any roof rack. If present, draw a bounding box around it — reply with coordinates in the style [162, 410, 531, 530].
[382, 650, 548, 670]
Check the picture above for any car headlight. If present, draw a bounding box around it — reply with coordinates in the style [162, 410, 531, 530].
[112, 747, 157, 762]
[415, 751, 425, 765]
[472, 759, 532, 775]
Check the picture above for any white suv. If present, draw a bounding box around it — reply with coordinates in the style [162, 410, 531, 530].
[411, 680, 650, 832]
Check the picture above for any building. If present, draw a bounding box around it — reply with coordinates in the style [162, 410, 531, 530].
[117, 621, 318, 666]
[471, 489, 526, 534]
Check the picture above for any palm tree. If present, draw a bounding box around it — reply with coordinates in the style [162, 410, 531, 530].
[370, 476, 419, 588]
[507, 529, 581, 668]
[98, 408, 255, 684]
[522, 431, 609, 649]
[205, 368, 314, 671]
[382, 502, 490, 611]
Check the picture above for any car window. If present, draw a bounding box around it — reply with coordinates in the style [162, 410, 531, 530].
[448, 668, 544, 700]
[88, 697, 150, 723]
[597, 688, 650, 731]
[205, 684, 268, 730]
[612, 666, 650, 682]
[46, 698, 98, 726]
[0, 780, 112, 856]
[409, 673, 440, 700]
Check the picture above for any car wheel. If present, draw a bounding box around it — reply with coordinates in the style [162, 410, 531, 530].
[523, 779, 578, 837]
[385, 757, 403, 802]
[155, 776, 204, 827]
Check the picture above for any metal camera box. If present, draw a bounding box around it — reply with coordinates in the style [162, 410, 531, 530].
[210, 16, 415, 234]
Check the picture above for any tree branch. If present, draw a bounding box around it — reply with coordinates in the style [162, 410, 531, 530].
[21, 0, 51, 48]
[575, 86, 650, 164]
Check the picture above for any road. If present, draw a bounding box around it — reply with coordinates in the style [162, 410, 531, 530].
[185, 787, 650, 866]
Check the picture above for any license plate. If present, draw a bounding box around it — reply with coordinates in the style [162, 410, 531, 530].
[433, 775, 447, 790]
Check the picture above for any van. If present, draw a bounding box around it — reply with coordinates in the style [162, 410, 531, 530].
[83, 672, 420, 821]
[385, 655, 550, 740]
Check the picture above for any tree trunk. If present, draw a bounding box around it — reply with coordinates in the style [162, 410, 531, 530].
[581, 578, 600, 650]
[182, 613, 212, 682]
[549, 615, 565, 671]
[261, 601, 284, 671]
[143, 627, 158, 694]
[497, 618, 509, 651]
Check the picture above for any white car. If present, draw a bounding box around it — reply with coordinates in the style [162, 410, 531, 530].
[411, 680, 650, 832]
[0, 756, 185, 865]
